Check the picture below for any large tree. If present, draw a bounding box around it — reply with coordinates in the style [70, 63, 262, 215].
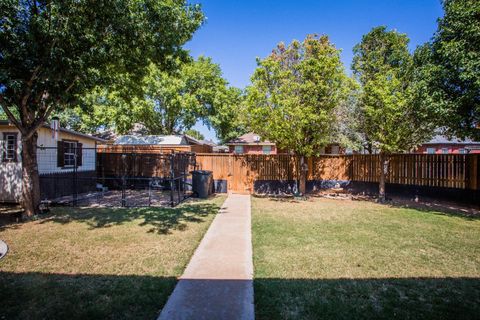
[415, 0, 480, 140]
[141, 57, 237, 135]
[352, 26, 437, 201]
[62, 57, 245, 143]
[184, 129, 204, 140]
[208, 86, 247, 144]
[246, 35, 350, 194]
[0, 0, 204, 215]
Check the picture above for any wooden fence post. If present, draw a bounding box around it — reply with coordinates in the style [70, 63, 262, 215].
[466, 154, 479, 190]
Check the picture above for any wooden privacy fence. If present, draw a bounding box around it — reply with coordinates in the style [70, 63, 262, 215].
[195, 153, 479, 193]
[349, 154, 478, 189]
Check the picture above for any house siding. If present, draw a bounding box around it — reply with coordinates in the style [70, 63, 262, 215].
[228, 144, 278, 154]
[227, 143, 344, 155]
[0, 124, 99, 202]
[415, 144, 480, 154]
[36, 127, 97, 174]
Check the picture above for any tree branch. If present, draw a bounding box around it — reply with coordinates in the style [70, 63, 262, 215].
[23, 105, 56, 141]
[0, 96, 26, 134]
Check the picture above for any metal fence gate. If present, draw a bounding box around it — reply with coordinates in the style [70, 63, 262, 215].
[38, 145, 196, 207]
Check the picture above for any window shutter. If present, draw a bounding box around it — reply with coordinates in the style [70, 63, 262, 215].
[76, 143, 83, 166]
[57, 141, 64, 167]
[1, 139, 4, 163]
[1, 133, 5, 163]
[12, 134, 18, 162]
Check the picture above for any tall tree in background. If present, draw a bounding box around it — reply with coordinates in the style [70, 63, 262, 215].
[414, 0, 479, 140]
[209, 86, 247, 144]
[331, 80, 364, 152]
[184, 129, 204, 140]
[62, 57, 245, 143]
[0, 0, 204, 215]
[246, 35, 349, 194]
[352, 26, 437, 201]
[141, 57, 238, 135]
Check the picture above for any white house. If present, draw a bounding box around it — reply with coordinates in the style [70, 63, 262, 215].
[0, 120, 105, 202]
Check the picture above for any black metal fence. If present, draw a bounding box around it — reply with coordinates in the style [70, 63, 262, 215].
[38, 146, 196, 207]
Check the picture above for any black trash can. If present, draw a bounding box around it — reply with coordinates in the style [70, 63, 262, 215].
[192, 170, 213, 198]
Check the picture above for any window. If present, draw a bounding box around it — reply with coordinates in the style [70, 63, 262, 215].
[262, 145, 272, 155]
[234, 145, 244, 154]
[64, 141, 77, 166]
[441, 148, 449, 154]
[2, 133, 18, 162]
[58, 140, 82, 167]
[458, 148, 467, 154]
[426, 147, 436, 154]
[330, 145, 340, 154]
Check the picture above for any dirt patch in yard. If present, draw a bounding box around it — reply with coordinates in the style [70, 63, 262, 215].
[50, 189, 193, 208]
[308, 189, 480, 218]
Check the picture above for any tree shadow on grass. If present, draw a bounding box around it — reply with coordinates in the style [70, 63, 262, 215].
[0, 271, 176, 320]
[254, 277, 480, 320]
[37, 200, 223, 234]
[1, 272, 478, 320]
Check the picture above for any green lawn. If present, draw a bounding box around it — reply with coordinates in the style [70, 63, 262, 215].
[252, 197, 480, 320]
[0, 195, 225, 320]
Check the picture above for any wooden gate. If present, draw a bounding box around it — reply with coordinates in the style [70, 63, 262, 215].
[195, 154, 254, 193]
[231, 155, 253, 193]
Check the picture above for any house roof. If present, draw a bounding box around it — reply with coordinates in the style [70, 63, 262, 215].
[226, 132, 275, 146]
[423, 135, 480, 145]
[183, 135, 203, 145]
[115, 135, 187, 145]
[200, 139, 218, 147]
[0, 120, 106, 142]
[213, 145, 229, 152]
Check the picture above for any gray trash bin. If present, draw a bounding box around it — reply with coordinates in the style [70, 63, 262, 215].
[192, 170, 213, 198]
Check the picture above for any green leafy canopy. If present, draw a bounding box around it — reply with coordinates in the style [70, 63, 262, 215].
[64, 56, 245, 143]
[246, 34, 350, 156]
[352, 26, 438, 154]
[0, 0, 204, 136]
[413, 0, 480, 140]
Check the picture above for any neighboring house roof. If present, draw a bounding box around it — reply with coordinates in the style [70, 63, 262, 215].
[200, 139, 217, 147]
[422, 135, 480, 145]
[94, 129, 117, 141]
[0, 120, 106, 142]
[115, 135, 187, 145]
[114, 134, 207, 146]
[183, 135, 203, 145]
[226, 132, 275, 146]
[213, 145, 229, 152]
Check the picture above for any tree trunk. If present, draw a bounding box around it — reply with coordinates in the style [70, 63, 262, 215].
[378, 152, 389, 202]
[299, 155, 307, 195]
[21, 132, 41, 216]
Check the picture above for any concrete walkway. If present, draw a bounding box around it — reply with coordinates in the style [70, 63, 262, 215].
[158, 194, 254, 320]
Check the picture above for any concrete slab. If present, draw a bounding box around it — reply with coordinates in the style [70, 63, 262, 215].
[158, 194, 254, 320]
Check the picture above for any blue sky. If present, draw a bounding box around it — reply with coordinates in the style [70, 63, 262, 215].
[187, 0, 444, 142]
